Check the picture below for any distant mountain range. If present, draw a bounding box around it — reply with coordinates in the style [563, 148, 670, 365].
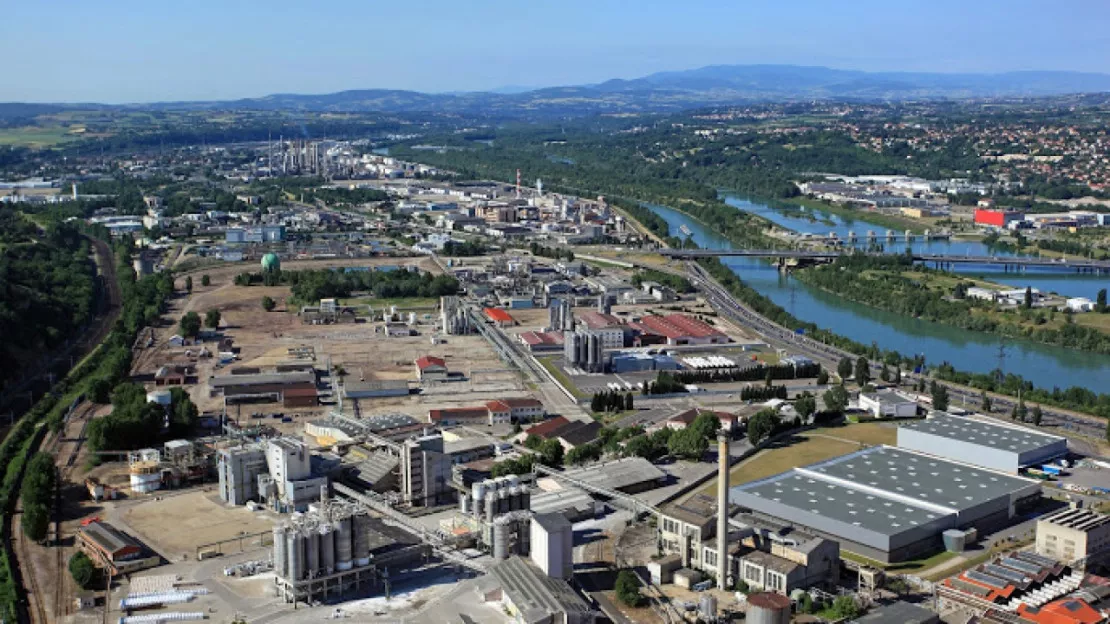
[6, 65, 1110, 119]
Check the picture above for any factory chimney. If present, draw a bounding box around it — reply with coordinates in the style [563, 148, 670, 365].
[716, 430, 729, 590]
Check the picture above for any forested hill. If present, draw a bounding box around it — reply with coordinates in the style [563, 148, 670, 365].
[0, 208, 96, 393]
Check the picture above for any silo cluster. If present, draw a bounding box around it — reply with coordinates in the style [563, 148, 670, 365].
[564, 330, 605, 372]
[464, 475, 531, 521]
[273, 504, 375, 583]
[548, 298, 574, 332]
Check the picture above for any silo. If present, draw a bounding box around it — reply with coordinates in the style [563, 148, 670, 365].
[586, 334, 599, 372]
[335, 518, 353, 572]
[459, 491, 470, 514]
[548, 304, 559, 331]
[519, 486, 530, 511]
[352, 514, 372, 566]
[516, 516, 531, 555]
[578, 333, 589, 367]
[286, 530, 304, 582]
[319, 524, 335, 575]
[305, 527, 320, 578]
[485, 491, 497, 520]
[492, 518, 511, 560]
[508, 485, 521, 512]
[564, 333, 579, 366]
[506, 475, 521, 490]
[594, 336, 605, 373]
[272, 526, 287, 578]
[746, 592, 791, 624]
[498, 487, 510, 515]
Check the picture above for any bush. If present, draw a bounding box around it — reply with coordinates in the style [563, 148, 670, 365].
[615, 570, 644, 607]
[261, 296, 276, 312]
[68, 552, 94, 588]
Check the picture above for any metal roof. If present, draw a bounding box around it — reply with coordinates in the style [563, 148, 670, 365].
[561, 457, 666, 491]
[731, 446, 1038, 537]
[850, 600, 939, 624]
[899, 413, 1065, 454]
[1039, 507, 1110, 533]
[488, 556, 594, 621]
[79, 522, 140, 556]
[210, 371, 315, 388]
[529, 486, 595, 517]
[532, 512, 572, 534]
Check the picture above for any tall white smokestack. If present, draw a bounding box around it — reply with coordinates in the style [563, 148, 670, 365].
[716, 430, 729, 590]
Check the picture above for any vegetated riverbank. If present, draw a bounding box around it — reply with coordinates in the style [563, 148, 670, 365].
[778, 196, 930, 234]
[793, 254, 1110, 354]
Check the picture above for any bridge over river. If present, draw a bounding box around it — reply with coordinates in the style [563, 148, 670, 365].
[659, 248, 1110, 272]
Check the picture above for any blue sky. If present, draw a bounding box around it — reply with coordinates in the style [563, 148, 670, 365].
[4, 0, 1109, 103]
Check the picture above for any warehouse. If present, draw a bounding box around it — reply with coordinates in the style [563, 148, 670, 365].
[342, 379, 411, 399]
[897, 413, 1068, 473]
[730, 446, 1041, 563]
[561, 457, 667, 494]
[210, 371, 318, 406]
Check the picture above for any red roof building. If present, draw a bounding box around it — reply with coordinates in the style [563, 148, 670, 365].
[484, 308, 515, 326]
[525, 415, 571, 440]
[636, 314, 730, 346]
[519, 331, 565, 352]
[487, 398, 545, 423]
[415, 356, 446, 370]
[578, 310, 623, 330]
[429, 406, 491, 426]
[1016, 598, 1103, 624]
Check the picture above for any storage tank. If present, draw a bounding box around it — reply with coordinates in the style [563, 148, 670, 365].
[272, 526, 287, 578]
[746, 592, 791, 624]
[408, 312, 417, 326]
[129, 462, 162, 494]
[587, 334, 599, 372]
[286, 531, 304, 582]
[335, 518, 353, 571]
[459, 491, 470, 514]
[261, 253, 281, 273]
[508, 485, 521, 511]
[492, 518, 511, 560]
[484, 492, 496, 520]
[352, 514, 371, 566]
[318, 524, 335, 574]
[519, 487, 530, 511]
[577, 333, 589, 367]
[564, 333, 579, 365]
[700, 594, 718, 619]
[305, 528, 320, 578]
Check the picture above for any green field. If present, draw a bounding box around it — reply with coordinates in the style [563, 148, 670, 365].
[0, 125, 79, 147]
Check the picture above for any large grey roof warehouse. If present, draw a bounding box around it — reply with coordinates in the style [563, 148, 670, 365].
[897, 413, 1067, 473]
[730, 446, 1041, 563]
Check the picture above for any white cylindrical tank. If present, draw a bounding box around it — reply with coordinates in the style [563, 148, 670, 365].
[129, 462, 161, 494]
[318, 524, 335, 574]
[408, 312, 416, 325]
[272, 526, 287, 578]
[352, 514, 371, 566]
[498, 488, 510, 515]
[335, 518, 353, 571]
[286, 531, 304, 582]
[508, 486, 521, 512]
[459, 492, 470, 514]
[492, 518, 511, 560]
[305, 528, 320, 577]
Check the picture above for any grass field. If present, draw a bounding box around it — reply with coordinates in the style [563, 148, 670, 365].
[341, 296, 439, 309]
[697, 422, 897, 498]
[0, 125, 78, 147]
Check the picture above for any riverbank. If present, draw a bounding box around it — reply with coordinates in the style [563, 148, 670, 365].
[778, 195, 932, 234]
[793, 256, 1110, 355]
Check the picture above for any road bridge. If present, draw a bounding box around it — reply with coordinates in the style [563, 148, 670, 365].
[661, 248, 1110, 272]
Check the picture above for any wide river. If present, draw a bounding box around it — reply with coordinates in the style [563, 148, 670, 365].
[645, 196, 1110, 393]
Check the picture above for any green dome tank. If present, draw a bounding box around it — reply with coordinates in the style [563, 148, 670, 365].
[261, 253, 281, 272]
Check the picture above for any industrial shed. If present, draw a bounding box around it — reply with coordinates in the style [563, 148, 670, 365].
[730, 446, 1041, 563]
[897, 413, 1068, 473]
[561, 457, 667, 494]
[342, 379, 410, 399]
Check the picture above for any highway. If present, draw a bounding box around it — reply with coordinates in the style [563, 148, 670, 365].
[683, 261, 1110, 446]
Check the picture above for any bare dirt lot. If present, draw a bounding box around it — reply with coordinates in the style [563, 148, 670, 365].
[116, 489, 278, 556]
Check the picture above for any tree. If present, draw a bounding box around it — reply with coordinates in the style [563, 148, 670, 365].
[747, 409, 778, 445]
[1106, 418, 1110, 444]
[1031, 405, 1043, 426]
[837, 357, 853, 382]
[624, 392, 634, 411]
[1097, 288, 1108, 313]
[69, 552, 95, 588]
[1016, 399, 1028, 422]
[854, 357, 870, 387]
[981, 391, 992, 412]
[667, 428, 708, 460]
[615, 570, 644, 607]
[828, 595, 860, 620]
[795, 393, 817, 422]
[261, 296, 276, 312]
[22, 502, 49, 542]
[816, 369, 829, 385]
[1023, 286, 1033, 309]
[184, 275, 193, 293]
[879, 363, 891, 383]
[798, 593, 814, 614]
[179, 311, 201, 338]
[538, 438, 564, 467]
[523, 435, 542, 450]
[893, 367, 901, 384]
[823, 385, 849, 413]
[90, 377, 113, 404]
[201, 274, 211, 287]
[204, 308, 221, 329]
[931, 382, 949, 412]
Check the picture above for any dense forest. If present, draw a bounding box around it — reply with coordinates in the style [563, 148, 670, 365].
[0, 215, 97, 393]
[234, 267, 459, 303]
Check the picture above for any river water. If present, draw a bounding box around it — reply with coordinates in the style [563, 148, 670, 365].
[725, 195, 1110, 300]
[646, 198, 1110, 393]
